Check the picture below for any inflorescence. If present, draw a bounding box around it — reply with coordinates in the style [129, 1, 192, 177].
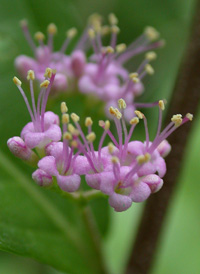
[7, 68, 193, 212]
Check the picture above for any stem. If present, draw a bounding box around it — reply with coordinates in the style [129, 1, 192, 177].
[126, 1, 200, 273]
[82, 206, 108, 274]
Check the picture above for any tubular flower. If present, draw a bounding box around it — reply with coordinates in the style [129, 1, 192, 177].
[10, 69, 61, 159]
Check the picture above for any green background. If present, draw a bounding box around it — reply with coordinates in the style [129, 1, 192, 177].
[0, 0, 199, 273]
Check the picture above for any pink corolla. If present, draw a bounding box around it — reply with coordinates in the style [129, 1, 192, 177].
[11, 69, 61, 153]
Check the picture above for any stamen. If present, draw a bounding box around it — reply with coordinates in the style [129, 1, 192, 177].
[111, 25, 120, 34]
[47, 23, 57, 35]
[171, 114, 183, 127]
[136, 153, 151, 165]
[186, 113, 193, 121]
[68, 124, 79, 136]
[86, 132, 96, 143]
[111, 156, 119, 164]
[34, 32, 45, 42]
[61, 102, 68, 114]
[104, 120, 110, 130]
[63, 132, 72, 140]
[108, 142, 115, 154]
[62, 114, 69, 124]
[118, 98, 126, 109]
[13, 77, 22, 86]
[145, 64, 154, 75]
[67, 27, 77, 39]
[145, 51, 157, 61]
[129, 73, 140, 83]
[85, 117, 93, 127]
[27, 70, 35, 80]
[116, 43, 126, 53]
[20, 19, 36, 53]
[108, 13, 118, 26]
[135, 110, 144, 119]
[71, 113, 80, 123]
[102, 46, 115, 54]
[71, 140, 78, 148]
[130, 117, 139, 125]
[44, 68, 53, 79]
[101, 25, 110, 36]
[114, 108, 122, 119]
[40, 80, 50, 88]
[88, 28, 96, 40]
[144, 26, 160, 41]
[158, 100, 165, 110]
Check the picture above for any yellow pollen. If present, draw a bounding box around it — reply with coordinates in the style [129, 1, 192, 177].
[88, 28, 95, 39]
[71, 113, 80, 123]
[52, 69, 57, 75]
[104, 120, 110, 130]
[62, 114, 69, 124]
[118, 98, 127, 109]
[186, 113, 193, 121]
[130, 117, 139, 125]
[101, 25, 110, 35]
[102, 46, 114, 54]
[114, 108, 122, 119]
[158, 100, 165, 110]
[109, 106, 116, 116]
[108, 13, 118, 25]
[145, 51, 157, 61]
[111, 156, 119, 164]
[88, 13, 102, 26]
[47, 23, 57, 35]
[111, 25, 120, 34]
[63, 132, 72, 140]
[86, 132, 96, 143]
[61, 102, 68, 114]
[27, 70, 35, 80]
[135, 110, 144, 119]
[44, 67, 53, 78]
[145, 64, 154, 75]
[108, 142, 115, 154]
[40, 80, 50, 88]
[137, 153, 151, 165]
[71, 140, 78, 148]
[13, 76, 22, 86]
[34, 32, 45, 41]
[98, 120, 105, 127]
[116, 43, 126, 53]
[144, 26, 160, 41]
[68, 124, 79, 136]
[129, 73, 140, 83]
[67, 27, 77, 38]
[85, 117, 93, 127]
[171, 114, 183, 127]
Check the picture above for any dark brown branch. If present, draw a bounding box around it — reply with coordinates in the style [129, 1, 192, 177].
[126, 1, 200, 273]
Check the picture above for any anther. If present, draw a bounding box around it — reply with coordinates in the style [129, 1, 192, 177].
[108, 13, 118, 25]
[40, 80, 50, 88]
[102, 46, 114, 54]
[27, 70, 35, 81]
[47, 23, 57, 35]
[114, 108, 122, 119]
[68, 124, 79, 136]
[158, 100, 165, 110]
[88, 28, 95, 39]
[85, 117, 93, 127]
[13, 77, 22, 86]
[135, 110, 144, 119]
[108, 142, 115, 154]
[137, 153, 151, 165]
[71, 140, 78, 148]
[145, 64, 154, 75]
[63, 132, 72, 140]
[101, 25, 110, 35]
[71, 113, 80, 123]
[111, 25, 120, 34]
[144, 26, 160, 41]
[98, 120, 105, 127]
[130, 117, 139, 125]
[86, 132, 96, 143]
[186, 113, 193, 121]
[116, 43, 126, 53]
[104, 120, 110, 130]
[111, 156, 119, 164]
[67, 27, 77, 38]
[34, 32, 45, 41]
[62, 114, 69, 124]
[129, 73, 140, 83]
[171, 114, 183, 127]
[44, 68, 53, 78]
[118, 98, 127, 109]
[145, 51, 157, 61]
[61, 102, 68, 114]
[109, 106, 116, 116]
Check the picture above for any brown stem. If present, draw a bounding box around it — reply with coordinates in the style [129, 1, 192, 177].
[126, 1, 200, 273]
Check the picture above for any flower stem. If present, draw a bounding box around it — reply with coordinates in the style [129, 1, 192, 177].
[126, 1, 200, 273]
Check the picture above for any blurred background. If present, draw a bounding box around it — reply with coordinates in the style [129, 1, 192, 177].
[0, 0, 200, 273]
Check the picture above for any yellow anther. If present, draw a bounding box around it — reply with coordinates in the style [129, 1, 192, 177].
[27, 70, 35, 80]
[101, 25, 110, 35]
[86, 132, 96, 143]
[145, 51, 157, 61]
[135, 110, 144, 119]
[62, 114, 69, 124]
[34, 31, 45, 41]
[145, 64, 154, 75]
[40, 80, 50, 88]
[52, 69, 57, 75]
[93, 20, 102, 33]
[71, 113, 80, 123]
[108, 13, 118, 25]
[111, 156, 119, 164]
[44, 67, 52, 78]
[186, 113, 193, 121]
[108, 142, 115, 154]
[111, 25, 120, 34]
[144, 26, 160, 41]
[85, 117, 93, 127]
[158, 100, 165, 110]
[102, 46, 114, 54]
[88, 13, 102, 26]
[109, 106, 116, 116]
[88, 28, 95, 39]
[61, 102, 68, 114]
[68, 123, 79, 136]
[116, 43, 126, 53]
[171, 114, 183, 127]
[13, 76, 22, 86]
[137, 153, 151, 165]
[118, 98, 127, 109]
[130, 117, 139, 125]
[129, 72, 140, 83]
[98, 120, 105, 127]
[114, 108, 122, 119]
[47, 23, 57, 35]
[71, 140, 78, 148]
[67, 27, 77, 38]
[63, 132, 72, 140]
[104, 120, 110, 130]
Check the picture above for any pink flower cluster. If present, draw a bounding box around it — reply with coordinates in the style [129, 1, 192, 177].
[15, 14, 164, 120]
[7, 71, 193, 211]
